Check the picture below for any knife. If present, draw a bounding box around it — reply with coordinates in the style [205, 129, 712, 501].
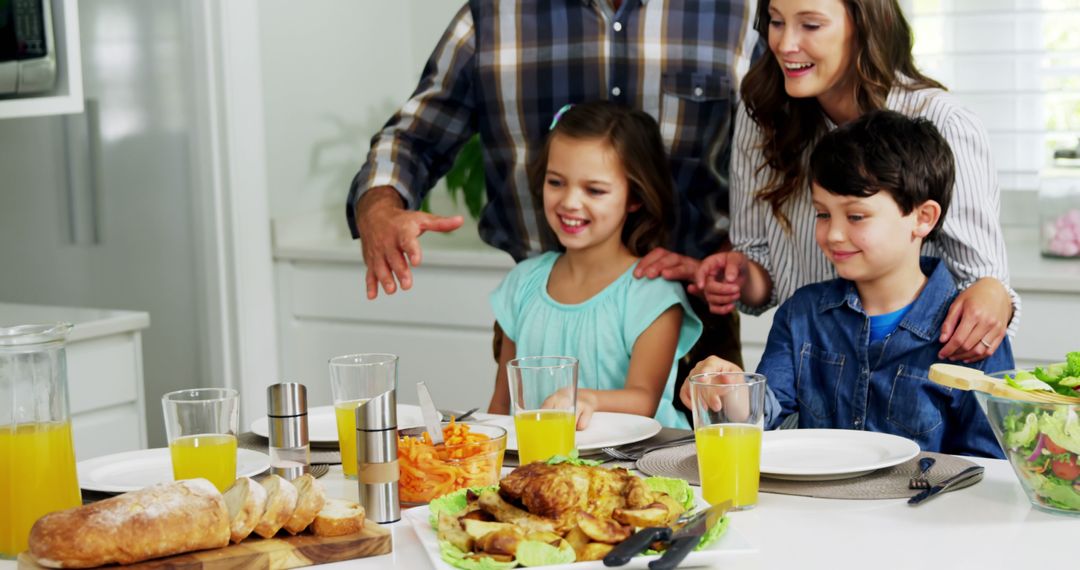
[603, 500, 732, 569]
[907, 465, 985, 506]
[416, 381, 444, 446]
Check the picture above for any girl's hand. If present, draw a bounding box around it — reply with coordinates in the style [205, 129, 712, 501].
[679, 356, 744, 409]
[938, 277, 1012, 363]
[541, 389, 598, 430]
[689, 252, 749, 314]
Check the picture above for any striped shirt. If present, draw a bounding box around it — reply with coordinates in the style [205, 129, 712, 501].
[731, 86, 1021, 329]
[348, 0, 758, 262]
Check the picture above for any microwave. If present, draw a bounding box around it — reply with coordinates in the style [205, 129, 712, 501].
[0, 0, 57, 96]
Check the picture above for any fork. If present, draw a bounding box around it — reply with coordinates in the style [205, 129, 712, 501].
[908, 457, 936, 490]
[601, 434, 696, 462]
[440, 407, 479, 422]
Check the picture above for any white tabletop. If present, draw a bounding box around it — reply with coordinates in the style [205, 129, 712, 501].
[309, 456, 1071, 570]
[4, 457, 1072, 569]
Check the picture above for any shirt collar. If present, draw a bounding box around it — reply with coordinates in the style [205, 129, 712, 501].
[818, 257, 957, 341]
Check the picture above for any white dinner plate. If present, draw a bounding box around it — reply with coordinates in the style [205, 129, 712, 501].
[760, 429, 920, 481]
[249, 404, 426, 443]
[77, 447, 271, 493]
[478, 412, 662, 452]
[406, 502, 754, 569]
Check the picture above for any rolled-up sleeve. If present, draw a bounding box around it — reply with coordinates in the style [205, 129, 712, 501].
[347, 5, 478, 238]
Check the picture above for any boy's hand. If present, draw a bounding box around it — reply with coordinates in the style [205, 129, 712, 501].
[541, 388, 597, 430]
[679, 356, 744, 409]
[634, 247, 701, 283]
[689, 252, 749, 314]
[938, 277, 1011, 362]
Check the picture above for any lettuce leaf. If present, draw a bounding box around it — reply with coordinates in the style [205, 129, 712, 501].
[428, 485, 498, 527]
[439, 541, 518, 570]
[1004, 412, 1039, 449]
[1038, 408, 1080, 455]
[643, 476, 695, 511]
[545, 452, 602, 467]
[515, 541, 576, 567]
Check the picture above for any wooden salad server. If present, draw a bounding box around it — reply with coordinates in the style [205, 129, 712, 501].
[928, 363, 1080, 405]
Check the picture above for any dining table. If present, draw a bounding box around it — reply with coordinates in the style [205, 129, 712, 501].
[4, 432, 1075, 570]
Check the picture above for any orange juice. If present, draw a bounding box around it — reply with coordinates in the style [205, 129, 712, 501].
[0, 421, 81, 557]
[335, 399, 367, 478]
[169, 434, 237, 492]
[514, 409, 575, 465]
[695, 423, 761, 509]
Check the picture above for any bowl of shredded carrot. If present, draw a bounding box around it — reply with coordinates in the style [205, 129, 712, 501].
[398, 419, 507, 505]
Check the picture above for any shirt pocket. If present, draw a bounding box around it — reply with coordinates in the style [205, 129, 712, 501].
[886, 364, 950, 437]
[659, 71, 732, 158]
[795, 343, 845, 422]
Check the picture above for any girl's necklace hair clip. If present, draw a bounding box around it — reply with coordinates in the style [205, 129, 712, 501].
[549, 103, 574, 131]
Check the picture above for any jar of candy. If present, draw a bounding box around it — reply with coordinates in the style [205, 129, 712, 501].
[1039, 144, 1080, 258]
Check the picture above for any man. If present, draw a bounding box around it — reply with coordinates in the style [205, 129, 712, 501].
[348, 0, 757, 420]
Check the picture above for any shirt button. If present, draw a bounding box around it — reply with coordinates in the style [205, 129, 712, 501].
[611, 86, 622, 97]
[693, 86, 704, 97]
[613, 22, 623, 32]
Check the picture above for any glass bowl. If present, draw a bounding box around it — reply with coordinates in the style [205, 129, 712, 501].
[976, 374, 1080, 517]
[397, 422, 506, 506]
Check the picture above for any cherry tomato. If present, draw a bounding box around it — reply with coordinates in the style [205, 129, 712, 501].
[1050, 454, 1080, 481]
[1045, 437, 1069, 455]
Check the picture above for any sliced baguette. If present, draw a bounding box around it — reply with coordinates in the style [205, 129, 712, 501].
[253, 474, 298, 539]
[283, 473, 327, 535]
[222, 476, 268, 543]
[309, 498, 366, 537]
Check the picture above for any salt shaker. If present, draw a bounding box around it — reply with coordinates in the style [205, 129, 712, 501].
[356, 388, 400, 523]
[266, 382, 311, 480]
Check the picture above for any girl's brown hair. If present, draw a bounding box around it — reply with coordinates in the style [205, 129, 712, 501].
[528, 100, 675, 257]
[742, 0, 944, 230]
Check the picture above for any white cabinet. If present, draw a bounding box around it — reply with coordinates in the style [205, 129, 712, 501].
[0, 302, 149, 460]
[0, 0, 83, 120]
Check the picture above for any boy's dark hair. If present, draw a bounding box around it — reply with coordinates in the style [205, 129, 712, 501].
[809, 109, 954, 241]
[528, 100, 675, 256]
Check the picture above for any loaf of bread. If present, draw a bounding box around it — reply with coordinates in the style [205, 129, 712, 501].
[223, 476, 268, 543]
[310, 498, 366, 537]
[28, 479, 229, 568]
[253, 474, 298, 539]
[283, 473, 326, 535]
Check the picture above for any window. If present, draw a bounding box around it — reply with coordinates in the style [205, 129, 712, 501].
[905, 0, 1080, 192]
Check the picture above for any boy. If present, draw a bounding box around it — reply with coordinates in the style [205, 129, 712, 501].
[684, 110, 1012, 457]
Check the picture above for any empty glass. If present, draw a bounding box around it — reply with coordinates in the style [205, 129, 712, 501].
[690, 372, 767, 510]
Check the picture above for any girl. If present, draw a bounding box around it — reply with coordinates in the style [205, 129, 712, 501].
[693, 0, 1015, 364]
[486, 101, 702, 430]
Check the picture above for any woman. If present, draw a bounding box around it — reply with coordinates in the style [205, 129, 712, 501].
[695, 0, 1015, 362]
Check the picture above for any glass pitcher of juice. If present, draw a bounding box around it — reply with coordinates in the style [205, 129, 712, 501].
[0, 323, 82, 558]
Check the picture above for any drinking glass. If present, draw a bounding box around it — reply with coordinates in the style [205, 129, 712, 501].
[329, 353, 398, 478]
[507, 356, 578, 465]
[161, 388, 239, 492]
[690, 372, 767, 510]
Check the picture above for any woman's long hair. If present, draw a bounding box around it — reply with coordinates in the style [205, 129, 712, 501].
[742, 0, 944, 230]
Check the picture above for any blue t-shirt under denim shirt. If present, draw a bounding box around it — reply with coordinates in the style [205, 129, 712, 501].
[757, 257, 1013, 458]
[869, 303, 914, 343]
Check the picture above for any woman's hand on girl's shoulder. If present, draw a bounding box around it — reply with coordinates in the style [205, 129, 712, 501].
[634, 247, 701, 282]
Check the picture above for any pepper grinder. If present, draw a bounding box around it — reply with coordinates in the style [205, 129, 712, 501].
[356, 388, 400, 523]
[266, 382, 311, 480]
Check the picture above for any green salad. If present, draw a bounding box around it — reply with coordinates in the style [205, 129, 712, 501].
[427, 456, 728, 569]
[1000, 352, 1080, 512]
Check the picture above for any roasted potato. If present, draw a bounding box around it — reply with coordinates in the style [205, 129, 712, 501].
[577, 512, 632, 544]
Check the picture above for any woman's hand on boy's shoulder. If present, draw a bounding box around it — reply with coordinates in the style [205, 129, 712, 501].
[634, 247, 701, 283]
[938, 277, 1012, 362]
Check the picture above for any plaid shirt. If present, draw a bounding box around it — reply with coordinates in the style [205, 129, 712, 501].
[348, 0, 757, 262]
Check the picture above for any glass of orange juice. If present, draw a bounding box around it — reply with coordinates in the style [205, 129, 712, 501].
[690, 372, 766, 510]
[507, 356, 578, 465]
[161, 388, 239, 492]
[329, 354, 398, 478]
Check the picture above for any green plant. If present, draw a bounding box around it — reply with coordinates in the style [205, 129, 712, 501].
[424, 134, 486, 220]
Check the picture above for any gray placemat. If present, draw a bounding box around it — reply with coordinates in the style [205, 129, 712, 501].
[239, 432, 341, 466]
[636, 445, 982, 500]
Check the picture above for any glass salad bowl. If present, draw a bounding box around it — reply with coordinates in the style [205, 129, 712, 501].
[976, 373, 1080, 516]
[397, 422, 507, 506]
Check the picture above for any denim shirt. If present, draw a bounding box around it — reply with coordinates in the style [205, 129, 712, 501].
[758, 257, 1012, 458]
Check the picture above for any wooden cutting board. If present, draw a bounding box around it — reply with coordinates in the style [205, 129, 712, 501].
[17, 524, 391, 569]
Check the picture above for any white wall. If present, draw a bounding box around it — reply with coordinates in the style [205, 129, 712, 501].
[258, 0, 466, 229]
